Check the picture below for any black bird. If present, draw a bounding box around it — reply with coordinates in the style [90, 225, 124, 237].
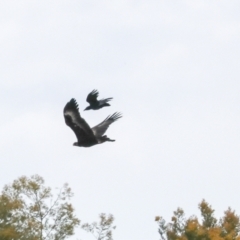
[64, 98, 122, 147]
[84, 89, 113, 110]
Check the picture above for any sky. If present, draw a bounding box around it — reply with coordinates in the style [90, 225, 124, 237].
[1, 1, 240, 239]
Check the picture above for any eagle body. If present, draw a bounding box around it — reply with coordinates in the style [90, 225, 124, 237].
[64, 98, 121, 147]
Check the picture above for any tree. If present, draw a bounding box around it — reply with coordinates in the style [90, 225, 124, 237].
[0, 174, 80, 240]
[81, 213, 116, 240]
[155, 200, 240, 240]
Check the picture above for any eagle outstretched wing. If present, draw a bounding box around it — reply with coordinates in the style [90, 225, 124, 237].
[92, 112, 122, 137]
[64, 98, 96, 142]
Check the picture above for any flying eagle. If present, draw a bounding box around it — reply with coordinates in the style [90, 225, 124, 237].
[64, 98, 122, 147]
[84, 89, 113, 110]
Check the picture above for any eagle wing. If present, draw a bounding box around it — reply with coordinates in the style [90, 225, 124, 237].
[92, 112, 122, 137]
[86, 89, 99, 104]
[64, 98, 96, 142]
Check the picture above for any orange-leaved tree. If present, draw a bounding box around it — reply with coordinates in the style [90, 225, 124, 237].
[155, 200, 240, 240]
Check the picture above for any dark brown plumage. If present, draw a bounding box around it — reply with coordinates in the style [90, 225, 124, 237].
[64, 98, 122, 147]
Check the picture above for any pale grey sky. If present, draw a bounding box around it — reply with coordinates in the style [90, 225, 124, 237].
[1, 1, 240, 240]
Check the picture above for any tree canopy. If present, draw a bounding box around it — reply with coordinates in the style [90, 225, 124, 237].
[155, 200, 240, 240]
[82, 213, 116, 240]
[0, 175, 80, 240]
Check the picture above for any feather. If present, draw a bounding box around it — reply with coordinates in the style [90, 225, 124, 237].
[92, 112, 122, 137]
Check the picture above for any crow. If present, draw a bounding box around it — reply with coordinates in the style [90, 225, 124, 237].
[84, 89, 113, 110]
[64, 98, 122, 147]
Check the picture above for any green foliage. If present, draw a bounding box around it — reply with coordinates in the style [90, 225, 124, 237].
[0, 175, 80, 240]
[81, 213, 116, 240]
[155, 200, 240, 240]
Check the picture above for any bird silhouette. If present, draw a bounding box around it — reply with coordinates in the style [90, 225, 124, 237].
[64, 98, 122, 147]
[84, 89, 113, 110]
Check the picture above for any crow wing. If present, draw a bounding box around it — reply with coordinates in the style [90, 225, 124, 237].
[92, 112, 122, 137]
[98, 97, 113, 106]
[64, 98, 96, 141]
[86, 89, 99, 104]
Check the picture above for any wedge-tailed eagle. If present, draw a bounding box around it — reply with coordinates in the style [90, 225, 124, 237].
[64, 98, 122, 147]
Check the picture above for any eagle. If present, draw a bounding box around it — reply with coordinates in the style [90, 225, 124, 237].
[64, 98, 122, 147]
[84, 89, 113, 110]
